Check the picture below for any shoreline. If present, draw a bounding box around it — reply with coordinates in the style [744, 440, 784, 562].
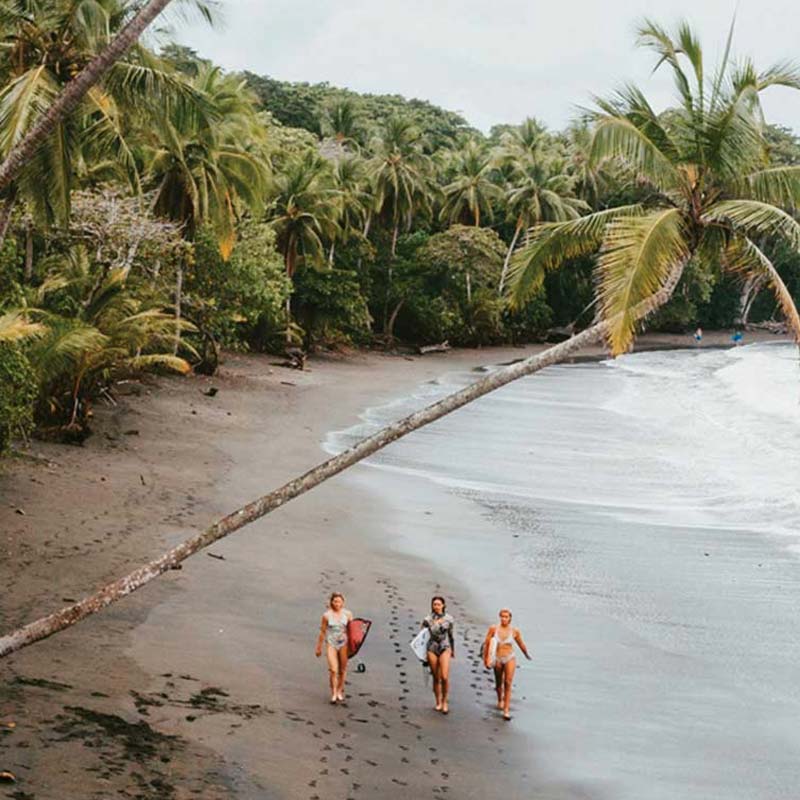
[0, 329, 790, 798]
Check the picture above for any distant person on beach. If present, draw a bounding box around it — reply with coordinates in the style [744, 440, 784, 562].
[315, 592, 353, 704]
[483, 609, 531, 721]
[732, 330, 744, 345]
[421, 596, 455, 714]
[694, 326, 703, 344]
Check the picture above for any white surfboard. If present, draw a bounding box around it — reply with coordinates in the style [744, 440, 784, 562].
[409, 628, 430, 662]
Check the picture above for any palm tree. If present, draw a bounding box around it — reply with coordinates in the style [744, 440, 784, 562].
[6, 20, 800, 661]
[268, 149, 339, 337]
[497, 117, 551, 163]
[327, 153, 371, 265]
[319, 97, 365, 151]
[367, 116, 433, 257]
[146, 65, 268, 254]
[145, 65, 269, 349]
[27, 249, 191, 431]
[439, 140, 502, 227]
[564, 122, 609, 209]
[508, 19, 800, 354]
[499, 155, 588, 293]
[0, 0, 200, 248]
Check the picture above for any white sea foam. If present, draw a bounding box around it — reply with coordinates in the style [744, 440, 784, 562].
[325, 343, 800, 552]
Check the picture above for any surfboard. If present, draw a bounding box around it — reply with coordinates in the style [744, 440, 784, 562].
[409, 628, 430, 662]
[347, 618, 372, 658]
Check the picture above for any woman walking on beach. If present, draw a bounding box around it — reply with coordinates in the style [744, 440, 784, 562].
[421, 596, 455, 713]
[483, 609, 531, 720]
[315, 592, 353, 704]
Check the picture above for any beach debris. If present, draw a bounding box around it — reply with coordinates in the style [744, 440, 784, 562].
[284, 347, 306, 370]
[418, 341, 450, 355]
[203, 387, 218, 397]
[0, 770, 16, 783]
[123, 429, 139, 436]
[207, 552, 225, 561]
[280, 381, 296, 387]
[0, 721, 15, 730]
[140, 474, 146, 486]
[14, 508, 25, 515]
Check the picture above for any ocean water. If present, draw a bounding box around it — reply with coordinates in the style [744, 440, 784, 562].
[326, 342, 800, 799]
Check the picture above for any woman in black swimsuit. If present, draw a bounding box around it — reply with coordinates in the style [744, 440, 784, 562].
[420, 596, 455, 713]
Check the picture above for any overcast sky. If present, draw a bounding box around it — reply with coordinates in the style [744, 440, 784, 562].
[172, 0, 800, 133]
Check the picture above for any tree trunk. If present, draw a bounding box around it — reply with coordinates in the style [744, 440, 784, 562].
[356, 214, 371, 272]
[0, 192, 16, 251]
[383, 223, 400, 334]
[0, 0, 174, 194]
[0, 258, 687, 659]
[737, 274, 765, 326]
[466, 271, 472, 304]
[172, 260, 183, 355]
[499, 222, 522, 296]
[328, 241, 335, 268]
[386, 297, 405, 340]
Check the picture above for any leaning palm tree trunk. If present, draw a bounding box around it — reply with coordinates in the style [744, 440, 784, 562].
[0, 259, 687, 659]
[0, 0, 174, 193]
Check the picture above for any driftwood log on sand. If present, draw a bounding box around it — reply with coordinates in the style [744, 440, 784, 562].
[418, 341, 451, 355]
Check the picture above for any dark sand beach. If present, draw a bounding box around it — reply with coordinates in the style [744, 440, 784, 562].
[0, 329, 792, 799]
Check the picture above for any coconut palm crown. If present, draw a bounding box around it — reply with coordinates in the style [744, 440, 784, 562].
[508, 19, 800, 354]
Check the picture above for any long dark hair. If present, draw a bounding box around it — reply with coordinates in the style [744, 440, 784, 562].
[329, 592, 345, 608]
[430, 595, 446, 614]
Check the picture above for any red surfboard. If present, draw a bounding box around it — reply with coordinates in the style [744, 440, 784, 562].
[347, 618, 372, 658]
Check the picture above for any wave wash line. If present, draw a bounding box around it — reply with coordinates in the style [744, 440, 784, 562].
[0, 262, 693, 660]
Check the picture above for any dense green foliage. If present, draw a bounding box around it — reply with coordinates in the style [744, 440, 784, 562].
[1, 9, 800, 448]
[242, 73, 477, 150]
[0, 343, 36, 452]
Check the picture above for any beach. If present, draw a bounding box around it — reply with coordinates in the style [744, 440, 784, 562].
[0, 330, 796, 799]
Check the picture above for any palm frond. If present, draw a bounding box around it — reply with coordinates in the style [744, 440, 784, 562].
[590, 115, 679, 190]
[722, 236, 800, 341]
[507, 204, 644, 307]
[597, 208, 689, 354]
[635, 19, 695, 114]
[0, 311, 45, 343]
[737, 165, 800, 208]
[124, 354, 192, 374]
[28, 320, 108, 386]
[703, 199, 800, 249]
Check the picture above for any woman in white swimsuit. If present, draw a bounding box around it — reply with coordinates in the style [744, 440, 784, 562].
[483, 608, 531, 720]
[315, 592, 353, 704]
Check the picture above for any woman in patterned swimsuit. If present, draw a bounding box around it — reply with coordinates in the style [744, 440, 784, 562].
[421, 596, 455, 714]
[315, 592, 353, 704]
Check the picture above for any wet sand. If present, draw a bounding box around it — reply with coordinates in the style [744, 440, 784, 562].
[0, 330, 787, 798]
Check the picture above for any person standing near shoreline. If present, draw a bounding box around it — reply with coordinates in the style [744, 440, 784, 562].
[421, 596, 455, 714]
[483, 609, 531, 720]
[315, 592, 353, 704]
